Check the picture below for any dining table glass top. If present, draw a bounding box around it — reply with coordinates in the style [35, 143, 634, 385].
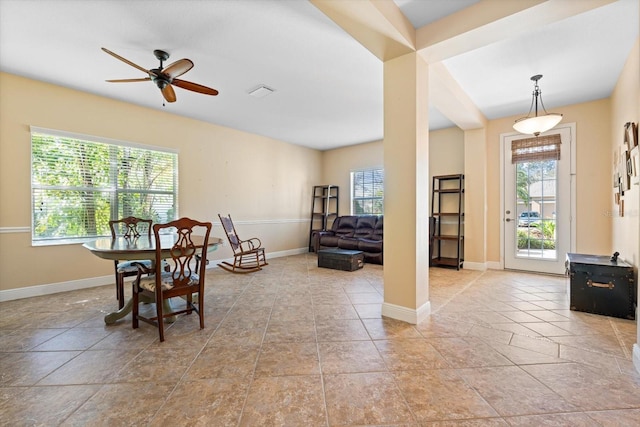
[83, 234, 223, 261]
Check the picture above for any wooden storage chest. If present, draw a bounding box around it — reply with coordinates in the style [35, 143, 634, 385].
[566, 253, 636, 320]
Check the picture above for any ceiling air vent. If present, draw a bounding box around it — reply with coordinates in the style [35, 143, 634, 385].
[247, 84, 275, 98]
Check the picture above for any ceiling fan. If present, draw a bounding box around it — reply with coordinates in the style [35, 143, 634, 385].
[102, 47, 219, 103]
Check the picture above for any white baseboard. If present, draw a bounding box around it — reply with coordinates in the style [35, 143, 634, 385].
[487, 261, 502, 270]
[633, 343, 640, 375]
[266, 247, 309, 258]
[463, 261, 487, 271]
[0, 248, 309, 302]
[381, 300, 431, 324]
[0, 275, 114, 302]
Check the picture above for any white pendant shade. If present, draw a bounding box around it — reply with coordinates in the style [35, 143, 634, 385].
[513, 113, 563, 136]
[513, 74, 562, 137]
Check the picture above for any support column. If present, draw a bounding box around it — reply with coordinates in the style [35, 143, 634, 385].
[381, 52, 430, 324]
[463, 128, 488, 270]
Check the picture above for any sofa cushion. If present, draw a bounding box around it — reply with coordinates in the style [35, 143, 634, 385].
[358, 238, 382, 253]
[372, 216, 383, 241]
[337, 236, 360, 250]
[353, 216, 377, 239]
[332, 216, 358, 238]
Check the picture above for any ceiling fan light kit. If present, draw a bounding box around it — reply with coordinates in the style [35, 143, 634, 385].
[513, 74, 562, 136]
[102, 47, 219, 104]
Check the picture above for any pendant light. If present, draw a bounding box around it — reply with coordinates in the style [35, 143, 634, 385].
[513, 74, 562, 136]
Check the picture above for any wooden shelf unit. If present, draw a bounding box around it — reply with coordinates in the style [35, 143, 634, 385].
[308, 185, 339, 252]
[431, 174, 464, 270]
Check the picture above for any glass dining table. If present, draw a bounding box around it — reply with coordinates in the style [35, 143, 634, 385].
[83, 234, 223, 324]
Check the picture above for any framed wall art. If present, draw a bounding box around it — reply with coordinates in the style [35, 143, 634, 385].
[612, 122, 638, 206]
[620, 146, 630, 191]
[625, 122, 638, 148]
[631, 146, 639, 185]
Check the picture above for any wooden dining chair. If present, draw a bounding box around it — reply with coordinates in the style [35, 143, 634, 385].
[217, 213, 268, 273]
[109, 216, 154, 309]
[132, 217, 212, 342]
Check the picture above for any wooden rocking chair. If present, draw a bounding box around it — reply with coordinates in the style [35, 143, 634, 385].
[217, 214, 268, 273]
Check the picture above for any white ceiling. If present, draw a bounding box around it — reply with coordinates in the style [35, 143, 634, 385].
[0, 0, 638, 151]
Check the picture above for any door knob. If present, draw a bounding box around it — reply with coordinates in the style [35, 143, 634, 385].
[506, 218, 512, 222]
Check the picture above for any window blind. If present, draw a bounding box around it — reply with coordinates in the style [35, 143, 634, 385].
[351, 169, 384, 215]
[31, 129, 178, 243]
[511, 134, 561, 164]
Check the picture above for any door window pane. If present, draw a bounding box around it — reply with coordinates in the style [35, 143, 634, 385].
[515, 160, 557, 260]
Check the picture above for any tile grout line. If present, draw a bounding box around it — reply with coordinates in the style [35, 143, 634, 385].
[310, 260, 331, 427]
[146, 286, 242, 424]
[4, 258, 640, 425]
[609, 317, 632, 360]
[233, 270, 280, 427]
[430, 270, 488, 315]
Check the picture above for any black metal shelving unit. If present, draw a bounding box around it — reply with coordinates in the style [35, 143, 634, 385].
[431, 174, 464, 270]
[308, 185, 339, 252]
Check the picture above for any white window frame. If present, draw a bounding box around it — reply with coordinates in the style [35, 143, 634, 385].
[350, 168, 384, 215]
[30, 126, 178, 246]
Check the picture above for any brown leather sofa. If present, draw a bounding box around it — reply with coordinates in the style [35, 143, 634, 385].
[315, 215, 383, 264]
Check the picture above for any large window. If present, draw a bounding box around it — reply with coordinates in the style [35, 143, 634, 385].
[31, 127, 178, 245]
[351, 168, 384, 215]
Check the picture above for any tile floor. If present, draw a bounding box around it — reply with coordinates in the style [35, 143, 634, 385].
[1, 254, 640, 426]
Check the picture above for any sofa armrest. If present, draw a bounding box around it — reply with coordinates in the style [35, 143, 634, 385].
[314, 230, 335, 252]
[317, 230, 335, 238]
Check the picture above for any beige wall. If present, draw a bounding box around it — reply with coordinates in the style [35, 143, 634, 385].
[322, 140, 383, 217]
[0, 72, 322, 292]
[609, 38, 639, 352]
[611, 39, 640, 267]
[321, 127, 464, 219]
[429, 127, 465, 179]
[464, 128, 487, 266]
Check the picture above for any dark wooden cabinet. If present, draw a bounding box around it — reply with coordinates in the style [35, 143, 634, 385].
[566, 253, 636, 320]
[431, 174, 464, 270]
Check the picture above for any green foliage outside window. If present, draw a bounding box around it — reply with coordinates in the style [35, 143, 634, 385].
[517, 220, 556, 250]
[31, 130, 177, 243]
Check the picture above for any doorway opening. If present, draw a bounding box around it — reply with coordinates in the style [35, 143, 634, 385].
[501, 124, 576, 275]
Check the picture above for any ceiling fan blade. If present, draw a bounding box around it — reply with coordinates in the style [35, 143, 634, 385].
[162, 84, 177, 103]
[172, 79, 219, 96]
[105, 78, 151, 83]
[101, 47, 156, 77]
[163, 59, 194, 79]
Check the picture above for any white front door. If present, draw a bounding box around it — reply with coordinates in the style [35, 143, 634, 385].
[502, 124, 575, 274]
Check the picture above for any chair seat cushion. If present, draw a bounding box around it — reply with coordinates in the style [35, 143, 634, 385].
[138, 271, 200, 292]
[117, 259, 168, 274]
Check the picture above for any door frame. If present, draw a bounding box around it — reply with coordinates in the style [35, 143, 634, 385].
[499, 122, 577, 273]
